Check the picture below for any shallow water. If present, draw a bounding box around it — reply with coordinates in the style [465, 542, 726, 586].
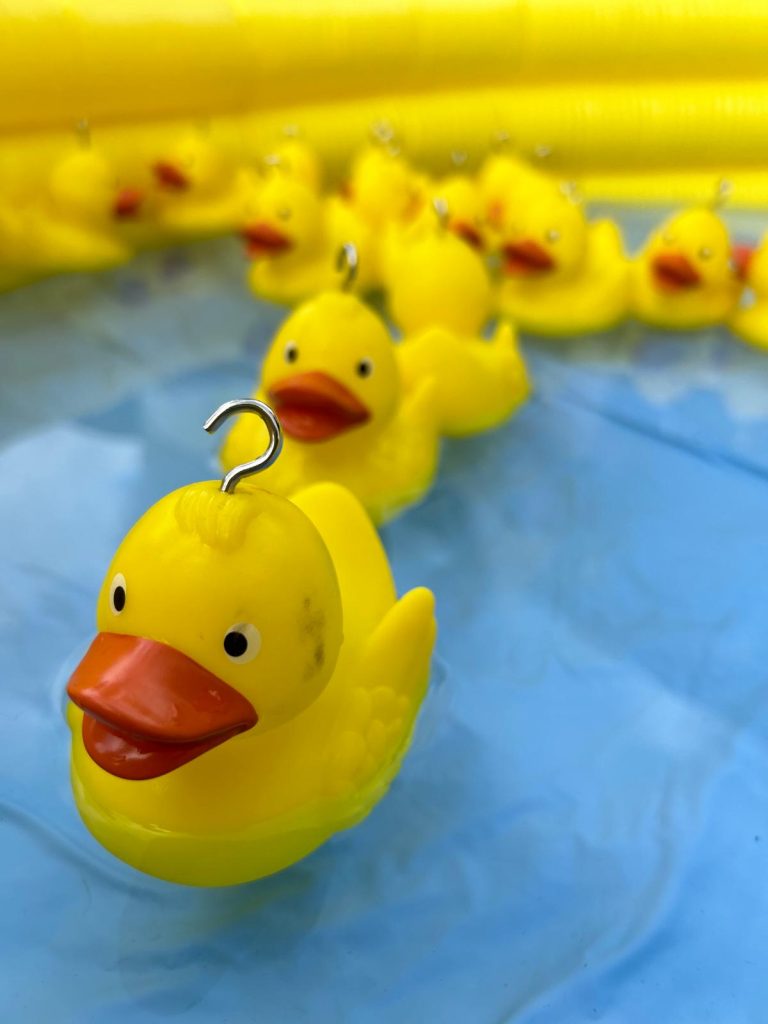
[2, 226, 768, 1022]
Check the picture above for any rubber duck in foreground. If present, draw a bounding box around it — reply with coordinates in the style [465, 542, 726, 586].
[223, 259, 439, 524]
[153, 131, 260, 237]
[0, 144, 143, 288]
[729, 235, 768, 350]
[66, 400, 436, 886]
[630, 208, 743, 329]
[495, 182, 628, 335]
[388, 208, 530, 437]
[244, 170, 374, 304]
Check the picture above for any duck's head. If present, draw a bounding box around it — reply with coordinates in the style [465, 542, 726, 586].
[389, 220, 492, 335]
[346, 146, 425, 225]
[432, 176, 485, 251]
[498, 184, 587, 281]
[263, 139, 321, 191]
[479, 154, 551, 241]
[67, 483, 343, 781]
[49, 149, 145, 224]
[240, 174, 322, 260]
[642, 209, 735, 294]
[153, 132, 233, 196]
[261, 292, 398, 443]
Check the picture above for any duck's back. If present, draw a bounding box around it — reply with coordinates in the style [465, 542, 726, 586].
[291, 482, 397, 641]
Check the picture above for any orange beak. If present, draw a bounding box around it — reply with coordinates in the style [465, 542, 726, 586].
[451, 220, 484, 251]
[67, 633, 257, 780]
[503, 239, 555, 275]
[652, 251, 701, 291]
[112, 188, 144, 220]
[241, 223, 293, 258]
[153, 160, 190, 191]
[269, 371, 370, 442]
[731, 243, 755, 282]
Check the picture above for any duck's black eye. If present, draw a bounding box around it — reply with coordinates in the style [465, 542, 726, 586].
[109, 573, 126, 614]
[223, 622, 261, 663]
[285, 341, 299, 363]
[356, 358, 374, 378]
[224, 632, 247, 657]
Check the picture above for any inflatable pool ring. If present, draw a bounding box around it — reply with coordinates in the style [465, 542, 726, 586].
[65, 398, 436, 886]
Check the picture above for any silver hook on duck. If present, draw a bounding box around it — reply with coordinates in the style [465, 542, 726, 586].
[336, 242, 359, 291]
[432, 196, 450, 228]
[204, 399, 283, 494]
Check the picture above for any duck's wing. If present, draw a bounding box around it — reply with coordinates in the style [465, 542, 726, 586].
[291, 482, 397, 638]
[324, 586, 436, 814]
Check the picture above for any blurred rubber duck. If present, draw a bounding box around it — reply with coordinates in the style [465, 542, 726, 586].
[66, 401, 436, 886]
[427, 175, 485, 251]
[729, 235, 768, 349]
[244, 169, 374, 304]
[495, 182, 628, 335]
[630, 207, 743, 329]
[223, 262, 439, 523]
[388, 206, 530, 436]
[343, 144, 427, 231]
[153, 130, 260, 237]
[478, 152, 553, 247]
[0, 141, 144, 287]
[261, 135, 322, 191]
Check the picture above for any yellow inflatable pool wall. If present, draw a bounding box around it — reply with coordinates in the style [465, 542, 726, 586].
[2, 0, 768, 209]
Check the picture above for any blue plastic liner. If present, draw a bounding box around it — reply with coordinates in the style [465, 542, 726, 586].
[2, 225, 768, 1023]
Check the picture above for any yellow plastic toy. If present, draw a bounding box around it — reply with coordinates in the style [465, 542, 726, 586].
[244, 169, 374, 304]
[729, 238, 768, 349]
[0, 140, 142, 287]
[387, 210, 530, 437]
[630, 207, 743, 329]
[65, 399, 436, 887]
[478, 153, 553, 244]
[262, 136, 322, 191]
[344, 144, 427, 231]
[223, 259, 440, 524]
[428, 175, 485, 251]
[153, 130, 260, 237]
[495, 181, 628, 336]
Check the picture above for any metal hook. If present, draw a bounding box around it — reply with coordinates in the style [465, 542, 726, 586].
[451, 150, 468, 167]
[336, 243, 359, 290]
[712, 177, 732, 210]
[491, 129, 512, 152]
[204, 399, 283, 494]
[432, 196, 449, 227]
[74, 118, 91, 149]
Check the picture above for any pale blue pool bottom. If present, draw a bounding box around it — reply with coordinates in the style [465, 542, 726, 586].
[1, 229, 768, 1023]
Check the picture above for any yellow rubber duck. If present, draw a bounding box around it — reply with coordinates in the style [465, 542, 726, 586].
[0, 144, 143, 286]
[153, 130, 260, 237]
[495, 182, 628, 335]
[222, 279, 440, 524]
[344, 144, 427, 231]
[630, 208, 743, 329]
[388, 210, 530, 437]
[427, 175, 485, 252]
[262, 136, 322, 191]
[729, 237, 768, 349]
[244, 171, 374, 304]
[66, 401, 436, 886]
[478, 153, 553, 246]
